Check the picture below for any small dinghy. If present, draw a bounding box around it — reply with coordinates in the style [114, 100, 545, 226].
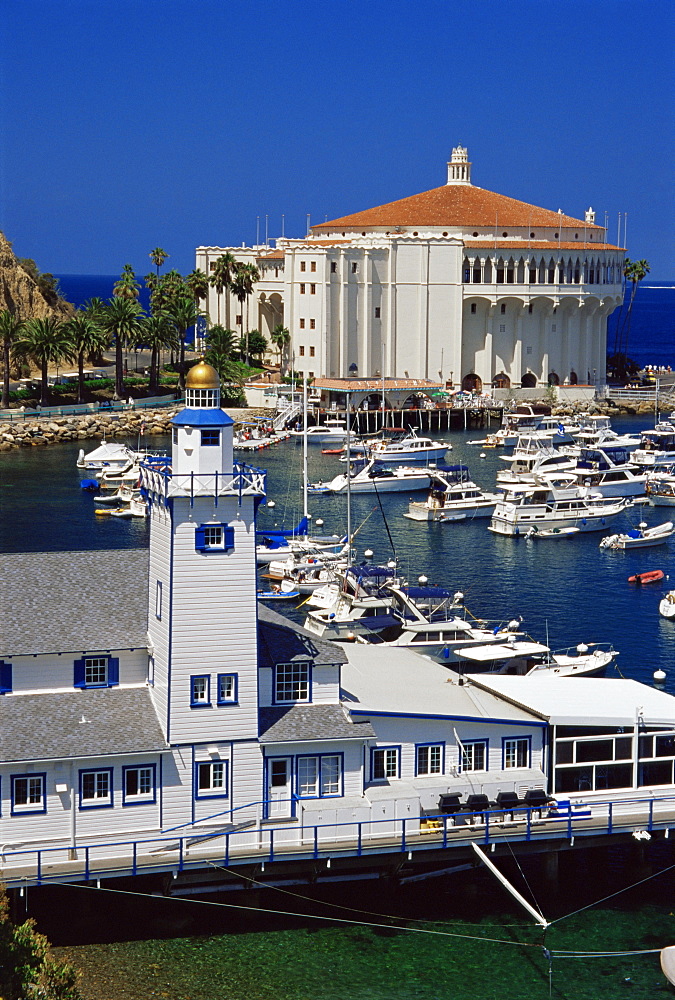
[628, 569, 665, 585]
[257, 588, 300, 601]
[80, 478, 100, 492]
[526, 526, 580, 539]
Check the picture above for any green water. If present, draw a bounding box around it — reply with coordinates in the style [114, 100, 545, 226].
[56, 909, 673, 1000]
[46, 844, 675, 999]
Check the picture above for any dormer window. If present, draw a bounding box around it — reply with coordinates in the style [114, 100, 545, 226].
[274, 661, 311, 703]
[74, 654, 119, 689]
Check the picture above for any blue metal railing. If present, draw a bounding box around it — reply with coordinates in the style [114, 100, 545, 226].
[0, 791, 673, 888]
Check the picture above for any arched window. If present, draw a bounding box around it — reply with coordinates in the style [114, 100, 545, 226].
[462, 373, 482, 392]
[548, 371, 560, 386]
[493, 372, 510, 388]
[521, 372, 537, 388]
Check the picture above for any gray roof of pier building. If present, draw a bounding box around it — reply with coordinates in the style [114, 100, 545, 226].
[259, 704, 376, 744]
[0, 549, 150, 657]
[257, 605, 348, 668]
[0, 688, 168, 762]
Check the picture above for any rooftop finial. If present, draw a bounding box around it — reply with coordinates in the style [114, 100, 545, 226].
[447, 146, 472, 186]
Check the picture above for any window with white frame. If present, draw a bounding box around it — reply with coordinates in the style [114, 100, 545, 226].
[217, 673, 237, 704]
[12, 774, 46, 813]
[274, 662, 310, 703]
[196, 760, 227, 797]
[191, 674, 211, 707]
[461, 740, 487, 772]
[85, 657, 108, 686]
[123, 765, 155, 804]
[372, 747, 399, 781]
[195, 523, 235, 552]
[416, 744, 443, 776]
[503, 737, 530, 769]
[297, 754, 341, 797]
[155, 580, 162, 620]
[80, 769, 112, 808]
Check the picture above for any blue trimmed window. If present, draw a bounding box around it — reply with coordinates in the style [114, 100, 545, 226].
[371, 746, 399, 782]
[79, 768, 113, 809]
[190, 675, 211, 707]
[74, 655, 119, 689]
[415, 743, 444, 776]
[201, 429, 220, 446]
[155, 581, 162, 620]
[274, 661, 311, 704]
[0, 661, 12, 694]
[296, 754, 342, 798]
[11, 773, 46, 815]
[123, 765, 156, 805]
[217, 673, 238, 705]
[196, 760, 228, 798]
[460, 740, 488, 772]
[503, 736, 531, 769]
[195, 523, 235, 552]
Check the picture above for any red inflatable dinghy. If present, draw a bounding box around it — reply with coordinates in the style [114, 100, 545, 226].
[628, 570, 665, 585]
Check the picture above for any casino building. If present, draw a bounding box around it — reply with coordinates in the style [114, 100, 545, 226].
[197, 147, 625, 389]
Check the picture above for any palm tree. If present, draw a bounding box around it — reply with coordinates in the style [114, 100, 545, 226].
[103, 296, 144, 398]
[231, 262, 260, 365]
[617, 258, 651, 357]
[113, 264, 140, 301]
[209, 252, 237, 326]
[149, 247, 169, 279]
[167, 294, 201, 389]
[65, 311, 110, 403]
[186, 269, 210, 350]
[16, 317, 75, 406]
[206, 324, 237, 358]
[0, 310, 26, 408]
[270, 324, 291, 375]
[142, 312, 176, 394]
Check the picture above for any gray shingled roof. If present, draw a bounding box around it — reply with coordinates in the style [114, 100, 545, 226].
[0, 687, 168, 762]
[259, 704, 375, 743]
[0, 550, 149, 656]
[257, 605, 347, 667]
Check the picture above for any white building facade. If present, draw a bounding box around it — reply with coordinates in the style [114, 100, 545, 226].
[197, 147, 625, 389]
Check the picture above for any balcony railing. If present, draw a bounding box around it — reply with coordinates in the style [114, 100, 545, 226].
[141, 459, 267, 503]
[1, 790, 672, 889]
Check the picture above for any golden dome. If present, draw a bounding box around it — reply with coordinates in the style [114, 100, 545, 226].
[186, 361, 220, 390]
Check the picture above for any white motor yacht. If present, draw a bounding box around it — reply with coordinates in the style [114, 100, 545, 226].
[456, 640, 616, 678]
[631, 423, 675, 468]
[646, 470, 675, 506]
[366, 429, 448, 465]
[496, 437, 578, 486]
[310, 458, 432, 494]
[405, 465, 502, 521]
[571, 445, 649, 498]
[289, 419, 349, 443]
[659, 591, 675, 620]
[488, 480, 632, 536]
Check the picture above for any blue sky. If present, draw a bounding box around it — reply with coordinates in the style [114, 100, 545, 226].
[1, 0, 673, 279]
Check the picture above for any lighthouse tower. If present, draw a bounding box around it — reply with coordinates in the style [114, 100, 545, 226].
[143, 362, 266, 819]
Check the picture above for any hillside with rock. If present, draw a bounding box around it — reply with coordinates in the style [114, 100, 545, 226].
[0, 232, 73, 320]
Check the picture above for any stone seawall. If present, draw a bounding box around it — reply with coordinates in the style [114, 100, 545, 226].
[0, 407, 259, 452]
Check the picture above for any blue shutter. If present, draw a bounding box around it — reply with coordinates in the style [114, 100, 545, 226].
[74, 658, 86, 688]
[108, 657, 119, 687]
[223, 526, 235, 551]
[195, 526, 206, 551]
[0, 662, 12, 694]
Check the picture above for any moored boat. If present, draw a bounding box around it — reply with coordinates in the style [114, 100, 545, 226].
[488, 480, 632, 537]
[599, 521, 674, 550]
[628, 569, 665, 585]
[405, 465, 501, 521]
[310, 458, 432, 495]
[659, 591, 675, 619]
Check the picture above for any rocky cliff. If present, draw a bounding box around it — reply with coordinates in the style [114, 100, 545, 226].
[0, 232, 73, 320]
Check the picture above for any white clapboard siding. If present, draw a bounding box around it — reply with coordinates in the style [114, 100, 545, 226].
[230, 741, 264, 819]
[309, 664, 340, 704]
[164, 496, 260, 745]
[147, 502, 172, 731]
[10, 650, 149, 695]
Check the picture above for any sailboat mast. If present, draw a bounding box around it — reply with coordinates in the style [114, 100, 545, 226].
[302, 377, 308, 519]
[346, 390, 352, 548]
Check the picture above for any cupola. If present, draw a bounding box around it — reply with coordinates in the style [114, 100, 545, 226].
[185, 360, 221, 409]
[446, 145, 472, 186]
